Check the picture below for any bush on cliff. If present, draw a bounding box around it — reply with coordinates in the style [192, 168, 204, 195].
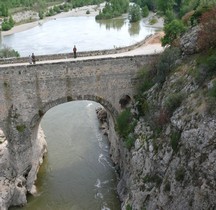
[0, 46, 20, 58]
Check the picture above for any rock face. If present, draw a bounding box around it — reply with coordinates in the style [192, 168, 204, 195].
[107, 61, 216, 209]
[0, 126, 47, 209]
[180, 26, 201, 55]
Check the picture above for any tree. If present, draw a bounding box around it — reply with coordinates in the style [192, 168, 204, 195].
[142, 5, 149, 17]
[156, 0, 175, 14]
[128, 4, 141, 22]
[198, 6, 216, 50]
[161, 19, 185, 46]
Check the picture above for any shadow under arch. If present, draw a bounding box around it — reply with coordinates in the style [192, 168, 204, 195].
[30, 95, 119, 129]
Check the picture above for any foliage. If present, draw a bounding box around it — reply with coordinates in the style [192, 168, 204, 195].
[156, 47, 181, 84]
[16, 124, 26, 132]
[143, 173, 162, 187]
[128, 4, 142, 22]
[194, 50, 216, 84]
[170, 130, 181, 152]
[0, 4, 9, 16]
[0, 46, 20, 58]
[208, 80, 216, 98]
[161, 19, 186, 46]
[1, 16, 15, 31]
[164, 93, 183, 115]
[116, 108, 136, 138]
[142, 5, 149, 17]
[198, 6, 216, 50]
[206, 80, 216, 114]
[96, 0, 129, 20]
[126, 204, 132, 210]
[136, 66, 155, 94]
[164, 9, 175, 24]
[125, 135, 136, 150]
[156, 0, 175, 14]
[149, 17, 157, 25]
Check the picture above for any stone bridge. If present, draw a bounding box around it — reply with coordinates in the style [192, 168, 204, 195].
[0, 54, 157, 177]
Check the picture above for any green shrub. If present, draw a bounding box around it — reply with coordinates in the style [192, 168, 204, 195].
[125, 135, 136, 150]
[126, 204, 132, 210]
[170, 130, 181, 152]
[149, 18, 157, 25]
[129, 4, 142, 22]
[16, 124, 26, 132]
[0, 46, 20, 58]
[161, 19, 186, 46]
[136, 70, 155, 94]
[156, 47, 181, 84]
[142, 5, 149, 17]
[116, 109, 136, 138]
[208, 80, 216, 98]
[143, 174, 162, 187]
[164, 93, 183, 115]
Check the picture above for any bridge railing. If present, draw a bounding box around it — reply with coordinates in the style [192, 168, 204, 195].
[0, 34, 153, 65]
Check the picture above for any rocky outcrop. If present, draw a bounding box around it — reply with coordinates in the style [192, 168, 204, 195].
[0, 126, 47, 209]
[107, 62, 216, 209]
[180, 26, 201, 55]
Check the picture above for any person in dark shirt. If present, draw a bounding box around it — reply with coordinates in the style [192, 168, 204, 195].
[31, 53, 36, 64]
[73, 45, 77, 58]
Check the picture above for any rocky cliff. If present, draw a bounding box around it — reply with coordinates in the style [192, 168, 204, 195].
[0, 126, 47, 209]
[106, 34, 216, 209]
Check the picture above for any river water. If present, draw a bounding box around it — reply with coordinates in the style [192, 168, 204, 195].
[0, 16, 157, 57]
[10, 101, 120, 210]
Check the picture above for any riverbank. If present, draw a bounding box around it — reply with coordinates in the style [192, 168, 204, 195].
[1, 4, 104, 36]
[2, 4, 163, 36]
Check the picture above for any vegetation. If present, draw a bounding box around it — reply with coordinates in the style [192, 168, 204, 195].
[142, 5, 149, 17]
[16, 124, 26, 132]
[170, 130, 181, 152]
[116, 108, 137, 150]
[0, 46, 20, 58]
[128, 4, 142, 22]
[164, 93, 183, 115]
[96, 0, 129, 20]
[161, 19, 185, 46]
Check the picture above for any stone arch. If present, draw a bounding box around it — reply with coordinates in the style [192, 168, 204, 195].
[30, 95, 118, 129]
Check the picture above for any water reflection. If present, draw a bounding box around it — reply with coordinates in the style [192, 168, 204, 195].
[128, 21, 141, 36]
[96, 17, 125, 30]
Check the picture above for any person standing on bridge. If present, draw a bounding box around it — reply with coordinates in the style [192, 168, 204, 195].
[73, 45, 77, 58]
[29, 55, 32, 64]
[31, 53, 36, 64]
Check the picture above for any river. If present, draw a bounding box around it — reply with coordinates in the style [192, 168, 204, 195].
[0, 16, 157, 57]
[10, 101, 121, 210]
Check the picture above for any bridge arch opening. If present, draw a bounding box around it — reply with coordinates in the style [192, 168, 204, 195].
[24, 98, 121, 209]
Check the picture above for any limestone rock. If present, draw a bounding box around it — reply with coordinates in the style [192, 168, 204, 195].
[180, 26, 201, 55]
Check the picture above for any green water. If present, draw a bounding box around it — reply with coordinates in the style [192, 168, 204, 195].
[10, 101, 120, 210]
